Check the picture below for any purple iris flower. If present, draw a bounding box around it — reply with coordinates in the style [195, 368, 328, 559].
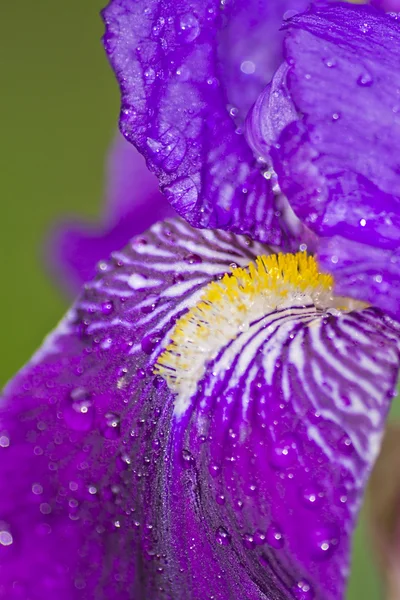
[1, 2, 400, 600]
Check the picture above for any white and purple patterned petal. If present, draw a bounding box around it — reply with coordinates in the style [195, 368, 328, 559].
[1, 218, 399, 599]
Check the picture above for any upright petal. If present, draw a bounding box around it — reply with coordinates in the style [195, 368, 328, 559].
[217, 0, 308, 121]
[250, 3, 400, 317]
[1, 218, 399, 599]
[48, 133, 174, 295]
[102, 0, 285, 244]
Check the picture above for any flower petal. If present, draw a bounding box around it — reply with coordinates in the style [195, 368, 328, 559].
[164, 298, 400, 599]
[101, 0, 285, 244]
[217, 0, 308, 121]
[48, 133, 174, 295]
[0, 218, 268, 598]
[2, 218, 399, 599]
[317, 236, 400, 320]
[258, 4, 400, 315]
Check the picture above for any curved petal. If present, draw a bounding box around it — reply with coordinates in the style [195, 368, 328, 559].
[251, 4, 400, 315]
[101, 0, 286, 244]
[317, 236, 400, 319]
[1, 218, 399, 598]
[48, 133, 175, 295]
[217, 0, 308, 121]
[1, 219, 268, 599]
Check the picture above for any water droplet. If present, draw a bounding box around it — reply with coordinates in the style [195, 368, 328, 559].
[0, 435, 10, 448]
[242, 533, 255, 549]
[331, 112, 340, 122]
[283, 9, 299, 20]
[101, 301, 114, 315]
[101, 412, 121, 440]
[360, 22, 372, 33]
[32, 483, 43, 496]
[269, 434, 298, 469]
[144, 67, 156, 83]
[216, 494, 226, 505]
[323, 58, 336, 68]
[300, 485, 325, 509]
[175, 65, 191, 80]
[209, 464, 221, 478]
[310, 524, 340, 560]
[141, 331, 163, 354]
[63, 388, 95, 432]
[240, 60, 256, 74]
[292, 579, 314, 599]
[184, 253, 203, 264]
[182, 449, 194, 467]
[266, 523, 284, 549]
[179, 13, 200, 42]
[245, 483, 257, 496]
[254, 530, 267, 545]
[215, 526, 231, 546]
[0, 530, 13, 547]
[357, 71, 373, 87]
[40, 503, 52, 515]
[338, 434, 353, 455]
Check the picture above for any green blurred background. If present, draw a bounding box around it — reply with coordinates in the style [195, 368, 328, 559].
[0, 1, 395, 597]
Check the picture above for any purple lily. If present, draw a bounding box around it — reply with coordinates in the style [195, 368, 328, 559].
[1, 2, 400, 600]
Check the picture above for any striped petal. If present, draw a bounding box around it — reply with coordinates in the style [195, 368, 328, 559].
[1, 218, 399, 599]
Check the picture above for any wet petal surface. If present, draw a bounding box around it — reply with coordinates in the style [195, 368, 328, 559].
[245, 3, 400, 317]
[102, 0, 288, 244]
[1, 218, 399, 599]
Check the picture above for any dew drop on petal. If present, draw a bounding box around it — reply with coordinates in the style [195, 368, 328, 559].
[338, 434, 353, 455]
[357, 71, 374, 87]
[0, 530, 13, 547]
[300, 485, 325, 509]
[184, 253, 203, 264]
[242, 533, 256, 549]
[240, 60, 256, 74]
[254, 530, 267, 545]
[266, 523, 284, 549]
[292, 579, 314, 599]
[141, 332, 163, 354]
[360, 22, 372, 33]
[63, 387, 95, 432]
[269, 434, 298, 469]
[181, 449, 194, 467]
[209, 464, 221, 478]
[283, 8, 299, 20]
[215, 526, 231, 546]
[179, 13, 200, 43]
[101, 301, 114, 315]
[323, 57, 336, 68]
[101, 412, 121, 440]
[0, 435, 10, 448]
[310, 524, 340, 561]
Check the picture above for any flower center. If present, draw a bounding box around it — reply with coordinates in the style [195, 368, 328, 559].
[155, 252, 336, 404]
